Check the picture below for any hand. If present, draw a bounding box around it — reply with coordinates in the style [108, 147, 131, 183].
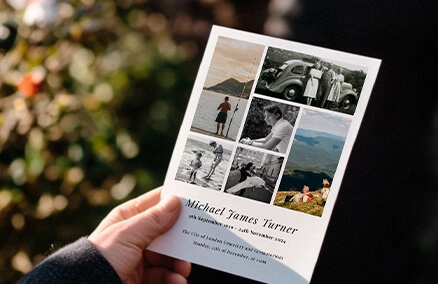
[88, 187, 191, 284]
[240, 137, 251, 145]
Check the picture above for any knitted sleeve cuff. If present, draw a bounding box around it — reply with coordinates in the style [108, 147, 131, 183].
[18, 237, 122, 284]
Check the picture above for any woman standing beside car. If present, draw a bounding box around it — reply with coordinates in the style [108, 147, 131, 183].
[327, 68, 344, 109]
[303, 60, 323, 105]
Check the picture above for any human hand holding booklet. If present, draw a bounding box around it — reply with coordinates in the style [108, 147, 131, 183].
[148, 26, 381, 283]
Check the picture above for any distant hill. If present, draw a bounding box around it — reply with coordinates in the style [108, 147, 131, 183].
[264, 47, 313, 68]
[263, 47, 354, 74]
[287, 134, 345, 177]
[278, 130, 346, 193]
[205, 78, 254, 99]
[279, 134, 342, 191]
[278, 169, 332, 192]
[296, 128, 346, 141]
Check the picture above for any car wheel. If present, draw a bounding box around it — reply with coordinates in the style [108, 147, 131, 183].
[282, 85, 301, 101]
[340, 96, 357, 114]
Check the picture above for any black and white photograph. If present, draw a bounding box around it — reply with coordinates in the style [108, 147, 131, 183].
[255, 47, 368, 115]
[175, 134, 233, 190]
[190, 36, 265, 141]
[224, 146, 283, 203]
[239, 96, 299, 154]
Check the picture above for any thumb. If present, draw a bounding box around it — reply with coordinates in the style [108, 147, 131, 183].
[89, 195, 181, 280]
[122, 194, 181, 249]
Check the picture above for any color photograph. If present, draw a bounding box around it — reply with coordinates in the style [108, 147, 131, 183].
[190, 36, 265, 141]
[274, 109, 352, 216]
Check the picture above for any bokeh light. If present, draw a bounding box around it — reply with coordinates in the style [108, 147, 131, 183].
[0, 1, 276, 283]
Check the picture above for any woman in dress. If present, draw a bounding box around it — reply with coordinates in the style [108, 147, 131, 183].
[303, 60, 323, 105]
[326, 68, 344, 108]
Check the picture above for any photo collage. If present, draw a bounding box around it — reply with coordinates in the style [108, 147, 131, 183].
[175, 36, 368, 217]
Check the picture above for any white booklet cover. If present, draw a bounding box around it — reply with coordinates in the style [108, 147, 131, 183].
[149, 26, 381, 283]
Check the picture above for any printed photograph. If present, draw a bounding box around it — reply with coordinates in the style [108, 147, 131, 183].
[274, 109, 352, 216]
[224, 146, 283, 203]
[239, 96, 299, 154]
[190, 36, 265, 141]
[175, 134, 233, 190]
[255, 47, 368, 115]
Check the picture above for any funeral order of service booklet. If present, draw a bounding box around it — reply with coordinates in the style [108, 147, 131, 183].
[148, 26, 381, 283]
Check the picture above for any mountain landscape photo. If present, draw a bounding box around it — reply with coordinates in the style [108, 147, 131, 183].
[279, 128, 346, 192]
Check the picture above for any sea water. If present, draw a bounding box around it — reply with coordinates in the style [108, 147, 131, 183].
[191, 90, 248, 140]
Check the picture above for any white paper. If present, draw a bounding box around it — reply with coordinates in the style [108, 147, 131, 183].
[148, 26, 381, 284]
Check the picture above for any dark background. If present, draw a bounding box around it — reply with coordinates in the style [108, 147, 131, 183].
[190, 1, 437, 283]
[1, 0, 436, 283]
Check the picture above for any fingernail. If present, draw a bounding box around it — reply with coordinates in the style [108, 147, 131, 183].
[162, 195, 180, 212]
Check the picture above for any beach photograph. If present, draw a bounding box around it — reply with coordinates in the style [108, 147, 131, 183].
[190, 36, 265, 141]
[175, 134, 233, 191]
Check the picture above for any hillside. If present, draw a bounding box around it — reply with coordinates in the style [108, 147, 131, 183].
[287, 135, 345, 177]
[296, 128, 346, 141]
[278, 132, 345, 192]
[264, 47, 354, 74]
[279, 169, 332, 191]
[274, 189, 326, 217]
[206, 78, 254, 98]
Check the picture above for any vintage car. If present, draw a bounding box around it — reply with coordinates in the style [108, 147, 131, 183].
[255, 59, 358, 112]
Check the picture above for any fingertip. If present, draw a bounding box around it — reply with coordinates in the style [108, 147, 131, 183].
[144, 267, 188, 284]
[144, 251, 191, 278]
[165, 272, 188, 284]
[160, 194, 181, 213]
[174, 259, 192, 279]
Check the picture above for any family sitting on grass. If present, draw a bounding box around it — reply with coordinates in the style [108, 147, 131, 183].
[289, 185, 314, 203]
[287, 179, 331, 204]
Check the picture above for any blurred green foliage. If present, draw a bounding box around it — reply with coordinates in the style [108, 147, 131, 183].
[0, 1, 212, 282]
[0, 0, 270, 281]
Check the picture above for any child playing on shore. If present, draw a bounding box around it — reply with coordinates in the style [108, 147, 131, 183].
[188, 152, 202, 183]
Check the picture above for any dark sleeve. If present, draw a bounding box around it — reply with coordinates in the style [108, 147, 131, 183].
[239, 169, 249, 182]
[18, 237, 122, 284]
